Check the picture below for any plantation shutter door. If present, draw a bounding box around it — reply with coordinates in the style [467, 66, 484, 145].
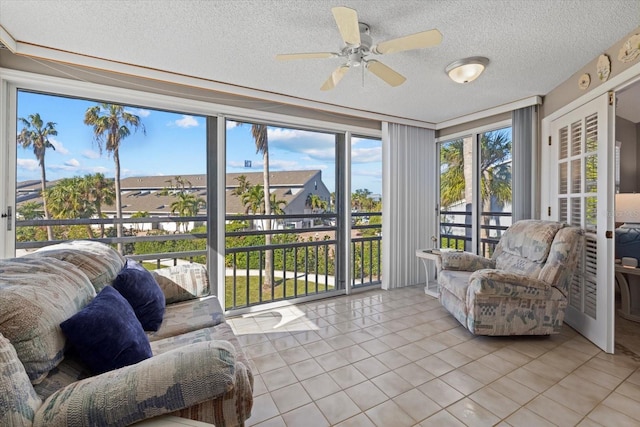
[551, 92, 614, 353]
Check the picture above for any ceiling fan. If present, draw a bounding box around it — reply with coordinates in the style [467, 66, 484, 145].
[276, 6, 442, 90]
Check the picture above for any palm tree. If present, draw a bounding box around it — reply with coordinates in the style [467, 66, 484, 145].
[130, 210, 149, 232]
[306, 193, 326, 212]
[84, 173, 115, 238]
[17, 201, 44, 220]
[84, 104, 145, 252]
[17, 113, 58, 241]
[170, 192, 206, 232]
[232, 175, 251, 197]
[250, 123, 273, 291]
[45, 177, 96, 238]
[241, 184, 265, 215]
[269, 193, 287, 215]
[440, 130, 512, 241]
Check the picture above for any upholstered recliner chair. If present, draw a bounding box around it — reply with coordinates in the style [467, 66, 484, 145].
[438, 220, 583, 336]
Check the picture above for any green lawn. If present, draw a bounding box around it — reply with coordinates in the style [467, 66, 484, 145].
[224, 276, 332, 309]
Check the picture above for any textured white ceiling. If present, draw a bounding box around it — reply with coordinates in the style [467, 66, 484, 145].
[0, 0, 638, 124]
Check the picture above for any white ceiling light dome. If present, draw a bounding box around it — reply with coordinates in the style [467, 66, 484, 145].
[445, 57, 489, 84]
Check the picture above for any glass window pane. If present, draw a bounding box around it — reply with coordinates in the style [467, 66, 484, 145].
[478, 127, 512, 257]
[224, 120, 338, 309]
[351, 136, 382, 288]
[439, 136, 472, 251]
[16, 90, 207, 262]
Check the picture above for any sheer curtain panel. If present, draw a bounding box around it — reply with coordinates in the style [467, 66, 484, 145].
[512, 105, 537, 221]
[382, 123, 436, 290]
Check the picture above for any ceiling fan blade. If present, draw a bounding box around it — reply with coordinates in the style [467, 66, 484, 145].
[276, 52, 336, 61]
[321, 65, 350, 91]
[373, 29, 443, 54]
[366, 60, 406, 87]
[331, 6, 361, 46]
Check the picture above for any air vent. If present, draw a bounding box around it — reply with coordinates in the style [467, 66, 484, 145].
[0, 41, 8, 50]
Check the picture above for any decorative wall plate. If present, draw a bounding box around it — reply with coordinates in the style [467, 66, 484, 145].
[578, 73, 591, 90]
[597, 54, 611, 81]
[618, 34, 640, 63]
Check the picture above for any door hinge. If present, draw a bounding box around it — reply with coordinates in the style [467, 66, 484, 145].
[1, 206, 12, 231]
[548, 136, 552, 146]
[606, 230, 613, 239]
[608, 91, 614, 106]
[547, 206, 551, 216]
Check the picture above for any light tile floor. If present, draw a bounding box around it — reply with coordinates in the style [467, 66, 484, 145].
[226, 286, 640, 426]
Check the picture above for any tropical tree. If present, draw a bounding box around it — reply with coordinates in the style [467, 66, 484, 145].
[250, 123, 273, 291]
[44, 176, 96, 238]
[17, 113, 58, 241]
[170, 192, 206, 232]
[232, 175, 251, 197]
[130, 210, 149, 232]
[439, 130, 512, 241]
[84, 103, 145, 252]
[269, 193, 287, 216]
[306, 193, 327, 212]
[241, 184, 265, 215]
[352, 188, 373, 212]
[17, 201, 43, 220]
[83, 173, 115, 238]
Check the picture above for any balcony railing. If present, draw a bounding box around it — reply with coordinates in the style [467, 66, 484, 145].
[225, 212, 382, 310]
[17, 212, 383, 311]
[440, 210, 511, 257]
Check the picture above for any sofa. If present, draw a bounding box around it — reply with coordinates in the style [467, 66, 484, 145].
[438, 219, 583, 336]
[0, 240, 253, 427]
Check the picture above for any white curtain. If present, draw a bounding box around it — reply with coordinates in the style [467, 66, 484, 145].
[382, 123, 437, 289]
[512, 105, 538, 221]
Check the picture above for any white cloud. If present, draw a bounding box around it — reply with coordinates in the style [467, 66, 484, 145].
[90, 166, 110, 174]
[17, 158, 39, 171]
[65, 158, 80, 167]
[226, 121, 239, 129]
[268, 159, 301, 170]
[352, 146, 382, 164]
[126, 108, 151, 117]
[267, 128, 334, 142]
[82, 149, 101, 159]
[49, 137, 69, 155]
[173, 115, 199, 128]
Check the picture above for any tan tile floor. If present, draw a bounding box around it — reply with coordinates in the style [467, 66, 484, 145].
[227, 286, 640, 426]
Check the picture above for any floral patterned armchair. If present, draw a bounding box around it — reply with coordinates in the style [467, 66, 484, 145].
[438, 220, 583, 336]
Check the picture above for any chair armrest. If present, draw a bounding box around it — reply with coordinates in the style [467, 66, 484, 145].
[468, 269, 557, 300]
[151, 263, 210, 304]
[440, 251, 495, 272]
[33, 340, 236, 427]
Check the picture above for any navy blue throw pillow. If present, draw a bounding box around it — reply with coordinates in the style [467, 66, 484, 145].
[60, 286, 152, 375]
[112, 265, 165, 331]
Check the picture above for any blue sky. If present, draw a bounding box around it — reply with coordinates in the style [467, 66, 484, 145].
[16, 91, 382, 194]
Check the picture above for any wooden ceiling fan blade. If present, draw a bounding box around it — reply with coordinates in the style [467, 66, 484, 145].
[373, 29, 443, 54]
[366, 60, 406, 87]
[331, 6, 361, 46]
[276, 52, 336, 61]
[321, 65, 350, 91]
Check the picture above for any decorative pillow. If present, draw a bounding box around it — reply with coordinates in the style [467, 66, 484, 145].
[0, 333, 42, 427]
[60, 286, 152, 375]
[112, 263, 165, 331]
[25, 240, 126, 292]
[0, 257, 95, 384]
[151, 263, 210, 304]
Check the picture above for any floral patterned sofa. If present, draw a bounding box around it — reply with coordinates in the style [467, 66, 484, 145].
[438, 220, 583, 336]
[0, 240, 252, 427]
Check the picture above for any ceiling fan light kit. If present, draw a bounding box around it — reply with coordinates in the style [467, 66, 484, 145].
[276, 6, 442, 90]
[445, 56, 490, 84]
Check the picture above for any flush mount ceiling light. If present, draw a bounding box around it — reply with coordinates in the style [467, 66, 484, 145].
[445, 56, 489, 84]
